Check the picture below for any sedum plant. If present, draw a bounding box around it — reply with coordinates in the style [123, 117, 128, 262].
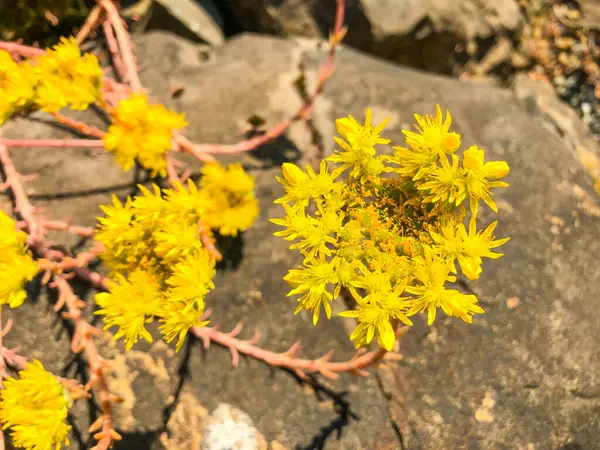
[0, 210, 38, 309]
[0, 361, 75, 450]
[94, 163, 259, 351]
[0, 2, 511, 449]
[0, 37, 103, 124]
[272, 106, 510, 350]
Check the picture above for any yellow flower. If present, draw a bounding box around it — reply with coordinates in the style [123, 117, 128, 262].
[199, 163, 260, 236]
[275, 161, 342, 206]
[329, 108, 390, 179]
[153, 220, 204, 262]
[430, 219, 509, 280]
[33, 37, 103, 112]
[340, 304, 396, 350]
[164, 250, 216, 302]
[462, 145, 510, 216]
[387, 142, 440, 180]
[160, 250, 215, 350]
[0, 51, 38, 124]
[272, 106, 509, 350]
[340, 272, 412, 350]
[103, 93, 187, 176]
[95, 195, 134, 245]
[163, 179, 208, 218]
[417, 152, 467, 205]
[0, 211, 38, 308]
[272, 203, 339, 261]
[406, 249, 484, 325]
[403, 104, 461, 154]
[284, 257, 339, 325]
[95, 167, 258, 350]
[95, 271, 162, 350]
[0, 360, 72, 450]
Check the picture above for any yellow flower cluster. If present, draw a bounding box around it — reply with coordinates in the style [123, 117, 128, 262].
[103, 93, 187, 177]
[0, 360, 72, 450]
[95, 163, 259, 350]
[0, 36, 103, 124]
[0, 210, 38, 309]
[272, 106, 510, 351]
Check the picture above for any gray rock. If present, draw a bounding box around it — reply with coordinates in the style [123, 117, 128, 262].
[580, 0, 600, 30]
[306, 36, 600, 449]
[220, 0, 524, 73]
[124, 0, 224, 46]
[201, 404, 259, 450]
[3, 30, 600, 449]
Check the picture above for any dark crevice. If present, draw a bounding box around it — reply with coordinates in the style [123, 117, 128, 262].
[293, 59, 326, 163]
[374, 371, 406, 450]
[570, 389, 600, 400]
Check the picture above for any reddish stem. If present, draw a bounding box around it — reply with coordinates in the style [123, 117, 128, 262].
[0, 311, 28, 381]
[173, 133, 216, 163]
[76, 5, 103, 44]
[197, 220, 223, 261]
[165, 152, 183, 185]
[36, 220, 95, 237]
[190, 319, 406, 379]
[1, 139, 104, 148]
[53, 277, 120, 450]
[51, 112, 106, 139]
[0, 42, 45, 58]
[0, 309, 26, 450]
[100, 0, 142, 93]
[190, 0, 346, 155]
[102, 19, 126, 81]
[0, 143, 41, 245]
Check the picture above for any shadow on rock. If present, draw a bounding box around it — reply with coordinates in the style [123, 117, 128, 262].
[215, 232, 245, 272]
[162, 336, 195, 428]
[243, 130, 301, 169]
[291, 373, 360, 450]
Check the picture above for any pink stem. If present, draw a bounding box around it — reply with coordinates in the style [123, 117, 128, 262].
[190, 320, 406, 379]
[53, 277, 120, 449]
[76, 5, 103, 44]
[0, 42, 45, 58]
[189, 0, 346, 155]
[165, 152, 183, 185]
[41, 220, 95, 237]
[51, 112, 106, 139]
[1, 139, 104, 148]
[100, 0, 142, 93]
[0, 143, 41, 245]
[173, 134, 216, 163]
[17, 219, 95, 237]
[102, 19, 126, 81]
[0, 310, 28, 388]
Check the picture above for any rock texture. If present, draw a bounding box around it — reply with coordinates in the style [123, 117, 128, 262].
[201, 404, 260, 450]
[220, 0, 524, 73]
[123, 0, 224, 46]
[305, 36, 600, 450]
[2, 31, 600, 449]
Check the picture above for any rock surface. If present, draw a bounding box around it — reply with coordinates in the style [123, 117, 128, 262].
[580, 0, 600, 30]
[201, 404, 259, 450]
[2, 31, 600, 449]
[220, 0, 524, 73]
[304, 36, 600, 450]
[123, 0, 224, 46]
